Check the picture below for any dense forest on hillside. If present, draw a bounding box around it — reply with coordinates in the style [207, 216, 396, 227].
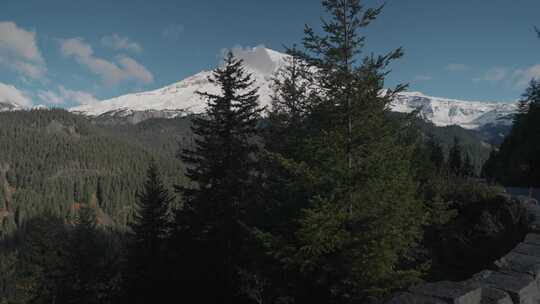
[483, 79, 540, 186]
[0, 109, 185, 236]
[0, 1, 531, 303]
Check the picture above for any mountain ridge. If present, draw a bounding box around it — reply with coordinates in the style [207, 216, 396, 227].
[66, 46, 517, 129]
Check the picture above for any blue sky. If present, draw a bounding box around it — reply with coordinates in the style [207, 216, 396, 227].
[1, 0, 540, 107]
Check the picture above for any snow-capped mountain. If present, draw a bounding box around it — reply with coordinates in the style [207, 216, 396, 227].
[70, 47, 288, 123]
[390, 91, 517, 129]
[70, 47, 518, 129]
[0, 100, 24, 112]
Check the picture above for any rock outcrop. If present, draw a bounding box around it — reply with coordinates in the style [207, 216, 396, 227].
[387, 196, 540, 304]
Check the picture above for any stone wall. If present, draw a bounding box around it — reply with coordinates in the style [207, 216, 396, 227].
[387, 195, 540, 304]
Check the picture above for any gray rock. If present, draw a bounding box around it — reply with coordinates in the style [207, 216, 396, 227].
[524, 234, 540, 246]
[523, 204, 540, 232]
[410, 281, 482, 304]
[386, 292, 446, 304]
[470, 270, 539, 304]
[495, 251, 540, 277]
[478, 287, 512, 304]
[513, 243, 540, 258]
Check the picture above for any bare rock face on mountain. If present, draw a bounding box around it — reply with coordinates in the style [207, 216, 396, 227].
[70, 47, 518, 129]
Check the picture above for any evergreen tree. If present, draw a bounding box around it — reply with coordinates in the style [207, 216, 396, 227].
[265, 50, 315, 158]
[485, 79, 540, 186]
[428, 138, 445, 172]
[16, 215, 69, 304]
[64, 206, 110, 304]
[462, 153, 475, 177]
[261, 0, 425, 301]
[448, 137, 463, 176]
[123, 162, 172, 304]
[0, 250, 17, 300]
[176, 51, 263, 302]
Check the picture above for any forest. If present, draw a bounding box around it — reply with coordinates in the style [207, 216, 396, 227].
[0, 1, 538, 303]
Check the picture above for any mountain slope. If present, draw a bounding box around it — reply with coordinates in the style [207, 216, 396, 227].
[70, 47, 517, 129]
[71, 47, 287, 122]
[390, 91, 517, 129]
[0, 100, 23, 112]
[0, 109, 184, 232]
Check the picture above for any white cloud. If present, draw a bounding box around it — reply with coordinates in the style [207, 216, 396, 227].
[0, 21, 43, 62]
[513, 64, 540, 88]
[13, 61, 47, 79]
[61, 37, 92, 58]
[445, 63, 469, 72]
[59, 86, 98, 105]
[60, 37, 153, 86]
[37, 90, 63, 105]
[38, 86, 98, 105]
[0, 21, 46, 79]
[228, 45, 278, 75]
[413, 75, 432, 82]
[473, 67, 508, 83]
[101, 34, 142, 53]
[162, 24, 184, 41]
[118, 56, 153, 84]
[0, 82, 32, 107]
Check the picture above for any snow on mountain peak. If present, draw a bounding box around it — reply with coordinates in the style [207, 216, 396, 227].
[230, 46, 288, 75]
[70, 47, 518, 129]
[390, 91, 517, 129]
[71, 46, 289, 117]
[0, 83, 30, 112]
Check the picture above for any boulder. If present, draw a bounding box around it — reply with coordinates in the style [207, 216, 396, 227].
[524, 233, 540, 246]
[495, 251, 540, 277]
[513, 242, 540, 258]
[477, 288, 512, 304]
[470, 270, 540, 304]
[410, 281, 482, 304]
[386, 292, 445, 304]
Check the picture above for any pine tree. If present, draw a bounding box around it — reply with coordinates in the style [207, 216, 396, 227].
[266, 50, 315, 158]
[462, 153, 475, 177]
[176, 51, 263, 302]
[65, 206, 105, 304]
[0, 250, 17, 300]
[262, 0, 425, 301]
[428, 138, 445, 172]
[486, 79, 540, 186]
[16, 215, 69, 303]
[123, 162, 172, 303]
[449, 137, 463, 176]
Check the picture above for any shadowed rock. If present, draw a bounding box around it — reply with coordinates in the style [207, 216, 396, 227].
[470, 270, 539, 304]
[495, 251, 540, 277]
[410, 281, 482, 304]
[387, 292, 446, 304]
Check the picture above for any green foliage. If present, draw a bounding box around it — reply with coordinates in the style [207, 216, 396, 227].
[422, 179, 527, 281]
[0, 2, 530, 304]
[175, 52, 264, 302]
[14, 214, 69, 303]
[64, 206, 120, 304]
[413, 134, 527, 281]
[407, 114, 494, 174]
[256, 1, 426, 302]
[448, 137, 464, 176]
[484, 79, 540, 186]
[122, 163, 172, 303]
[0, 109, 184, 233]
